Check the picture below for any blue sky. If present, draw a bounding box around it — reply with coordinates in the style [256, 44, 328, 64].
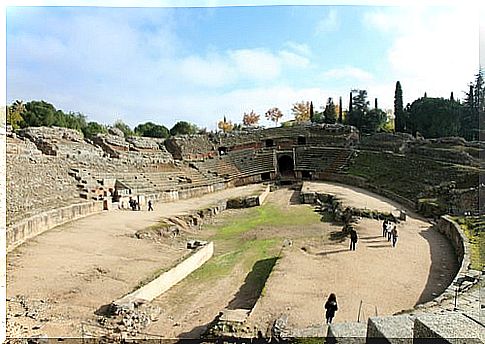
[6, 2, 481, 130]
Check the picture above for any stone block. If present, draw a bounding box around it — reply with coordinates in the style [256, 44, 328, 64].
[413, 313, 483, 343]
[327, 321, 367, 344]
[366, 315, 414, 344]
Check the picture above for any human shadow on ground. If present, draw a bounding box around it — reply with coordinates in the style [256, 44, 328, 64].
[360, 239, 386, 244]
[367, 244, 392, 249]
[414, 227, 459, 306]
[316, 248, 349, 256]
[359, 235, 384, 240]
[227, 257, 279, 310]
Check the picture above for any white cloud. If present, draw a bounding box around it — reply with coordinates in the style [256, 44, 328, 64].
[315, 9, 339, 34]
[363, 6, 479, 104]
[284, 41, 312, 57]
[179, 54, 235, 87]
[278, 50, 310, 68]
[229, 49, 282, 81]
[323, 66, 374, 81]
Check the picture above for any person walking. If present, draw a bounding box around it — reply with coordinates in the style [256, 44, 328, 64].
[387, 222, 393, 242]
[382, 219, 388, 237]
[148, 200, 153, 211]
[349, 227, 358, 251]
[325, 293, 338, 324]
[391, 226, 398, 247]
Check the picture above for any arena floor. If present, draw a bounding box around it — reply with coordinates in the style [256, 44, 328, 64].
[6, 182, 458, 338]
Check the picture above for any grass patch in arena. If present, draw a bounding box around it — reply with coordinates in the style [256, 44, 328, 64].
[190, 202, 320, 282]
[189, 238, 278, 282]
[212, 202, 321, 240]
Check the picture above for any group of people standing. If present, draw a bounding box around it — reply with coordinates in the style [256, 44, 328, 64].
[128, 198, 154, 211]
[383, 219, 398, 247]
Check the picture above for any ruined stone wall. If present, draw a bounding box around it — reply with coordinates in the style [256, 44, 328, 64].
[164, 135, 217, 161]
[6, 136, 83, 226]
[358, 132, 415, 153]
[218, 124, 358, 149]
[18, 126, 104, 160]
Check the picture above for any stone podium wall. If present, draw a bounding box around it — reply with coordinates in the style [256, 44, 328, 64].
[6, 200, 104, 252]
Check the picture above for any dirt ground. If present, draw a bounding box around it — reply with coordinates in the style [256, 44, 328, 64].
[246, 182, 458, 332]
[6, 182, 458, 339]
[6, 183, 264, 338]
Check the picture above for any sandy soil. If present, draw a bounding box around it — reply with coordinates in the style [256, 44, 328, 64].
[6, 183, 264, 337]
[246, 182, 458, 332]
[6, 182, 458, 339]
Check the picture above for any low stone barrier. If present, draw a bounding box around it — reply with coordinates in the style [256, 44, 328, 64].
[6, 201, 104, 252]
[227, 184, 270, 209]
[113, 242, 214, 309]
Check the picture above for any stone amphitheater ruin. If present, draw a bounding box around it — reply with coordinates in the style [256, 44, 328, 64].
[4, 123, 484, 342]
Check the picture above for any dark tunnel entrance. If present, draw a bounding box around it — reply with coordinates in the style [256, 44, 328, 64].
[277, 155, 294, 177]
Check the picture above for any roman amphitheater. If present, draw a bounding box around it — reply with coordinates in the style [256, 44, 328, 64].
[4, 124, 484, 342]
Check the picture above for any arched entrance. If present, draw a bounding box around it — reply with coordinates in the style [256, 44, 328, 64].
[278, 155, 294, 177]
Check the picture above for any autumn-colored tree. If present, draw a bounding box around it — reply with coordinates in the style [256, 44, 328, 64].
[265, 107, 283, 126]
[292, 101, 311, 122]
[7, 100, 25, 129]
[218, 116, 234, 133]
[242, 110, 260, 127]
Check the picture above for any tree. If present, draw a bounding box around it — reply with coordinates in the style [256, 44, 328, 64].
[170, 121, 198, 136]
[292, 101, 311, 122]
[113, 120, 134, 137]
[134, 122, 170, 138]
[310, 101, 315, 122]
[323, 97, 337, 124]
[361, 108, 387, 133]
[346, 89, 369, 130]
[265, 107, 283, 126]
[406, 97, 462, 138]
[82, 121, 107, 139]
[394, 81, 405, 132]
[242, 110, 260, 127]
[218, 116, 233, 133]
[7, 100, 25, 129]
[338, 96, 343, 123]
[460, 70, 483, 140]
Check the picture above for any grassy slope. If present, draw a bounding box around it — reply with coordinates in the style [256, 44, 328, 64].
[454, 216, 485, 271]
[347, 151, 479, 201]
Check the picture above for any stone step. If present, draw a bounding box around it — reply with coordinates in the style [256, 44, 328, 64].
[366, 315, 414, 343]
[327, 321, 367, 344]
[413, 313, 483, 343]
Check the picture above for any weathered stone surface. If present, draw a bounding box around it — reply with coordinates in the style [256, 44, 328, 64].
[413, 313, 483, 343]
[326, 321, 367, 344]
[367, 315, 414, 343]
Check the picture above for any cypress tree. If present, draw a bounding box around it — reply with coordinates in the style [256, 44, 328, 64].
[450, 92, 454, 101]
[338, 96, 343, 123]
[310, 101, 314, 122]
[394, 81, 404, 132]
[349, 91, 353, 111]
[375, 98, 378, 109]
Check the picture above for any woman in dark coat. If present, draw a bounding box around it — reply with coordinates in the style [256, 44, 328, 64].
[325, 293, 338, 324]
